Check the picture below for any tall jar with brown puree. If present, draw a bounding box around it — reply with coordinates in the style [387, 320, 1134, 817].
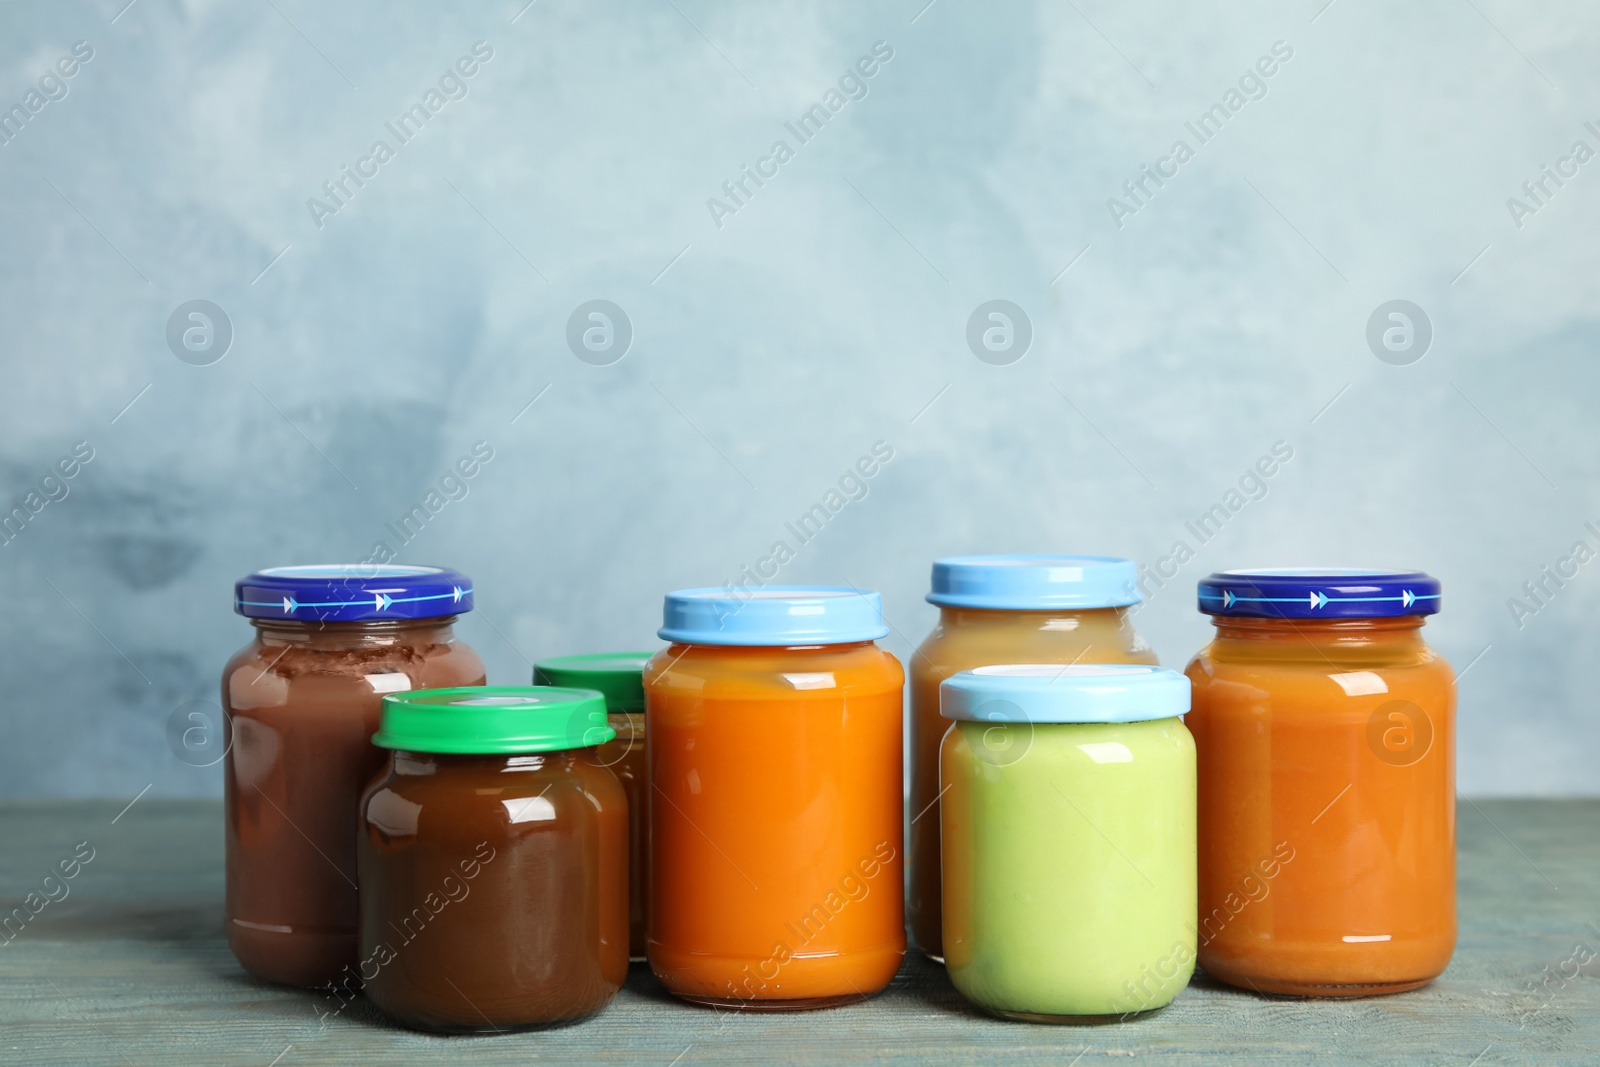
[358, 687, 628, 1032]
[534, 652, 655, 961]
[908, 555, 1155, 961]
[223, 565, 484, 988]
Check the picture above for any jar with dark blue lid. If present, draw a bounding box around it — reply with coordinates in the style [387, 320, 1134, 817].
[1186, 568, 1455, 997]
[222, 564, 485, 990]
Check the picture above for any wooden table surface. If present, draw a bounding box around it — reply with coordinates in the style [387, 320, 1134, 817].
[1, 798, 1595, 1066]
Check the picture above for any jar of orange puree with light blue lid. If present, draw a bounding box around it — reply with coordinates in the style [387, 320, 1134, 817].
[909, 555, 1156, 961]
[940, 664, 1196, 1021]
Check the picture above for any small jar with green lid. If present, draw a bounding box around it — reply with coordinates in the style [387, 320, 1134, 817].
[534, 652, 654, 960]
[356, 686, 629, 1032]
[940, 665, 1196, 1022]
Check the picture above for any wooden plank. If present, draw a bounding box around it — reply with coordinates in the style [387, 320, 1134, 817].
[0, 799, 1595, 1065]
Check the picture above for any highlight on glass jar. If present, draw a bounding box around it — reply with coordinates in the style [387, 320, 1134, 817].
[1186, 569, 1456, 997]
[222, 564, 484, 988]
[909, 554, 1156, 962]
[357, 686, 628, 1033]
[534, 652, 655, 961]
[940, 664, 1196, 1021]
[646, 586, 905, 1010]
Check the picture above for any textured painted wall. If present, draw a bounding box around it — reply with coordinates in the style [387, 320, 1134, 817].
[1, 1, 1595, 797]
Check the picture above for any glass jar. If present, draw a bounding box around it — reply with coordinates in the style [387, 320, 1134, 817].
[909, 555, 1155, 960]
[534, 652, 655, 961]
[1185, 569, 1456, 996]
[646, 587, 905, 1010]
[223, 564, 484, 988]
[358, 687, 628, 1032]
[941, 664, 1195, 1020]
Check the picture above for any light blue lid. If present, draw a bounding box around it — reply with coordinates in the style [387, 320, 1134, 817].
[940, 664, 1189, 723]
[927, 554, 1140, 610]
[659, 586, 889, 646]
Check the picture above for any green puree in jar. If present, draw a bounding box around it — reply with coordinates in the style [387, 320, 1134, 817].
[940, 665, 1196, 1021]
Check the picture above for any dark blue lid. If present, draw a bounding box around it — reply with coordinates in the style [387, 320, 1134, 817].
[235, 564, 474, 622]
[1198, 568, 1440, 619]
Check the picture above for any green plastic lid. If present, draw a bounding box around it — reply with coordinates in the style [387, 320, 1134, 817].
[373, 686, 614, 754]
[532, 652, 654, 712]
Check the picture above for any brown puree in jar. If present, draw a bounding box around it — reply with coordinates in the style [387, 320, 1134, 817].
[532, 653, 655, 960]
[358, 741, 628, 1031]
[223, 614, 484, 988]
[598, 711, 647, 957]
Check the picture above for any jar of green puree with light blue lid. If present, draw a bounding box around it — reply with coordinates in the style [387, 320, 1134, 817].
[939, 663, 1196, 1022]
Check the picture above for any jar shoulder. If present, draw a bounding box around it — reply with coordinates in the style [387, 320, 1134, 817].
[1185, 642, 1456, 704]
[223, 637, 268, 676]
[572, 757, 628, 809]
[911, 618, 1157, 683]
[223, 631, 485, 714]
[1187, 639, 1454, 675]
[221, 638, 279, 714]
[374, 758, 618, 803]
[364, 758, 624, 841]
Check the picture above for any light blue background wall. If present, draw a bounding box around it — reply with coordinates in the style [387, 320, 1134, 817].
[1, 0, 1595, 797]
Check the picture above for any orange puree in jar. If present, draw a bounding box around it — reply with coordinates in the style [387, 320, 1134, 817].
[909, 555, 1153, 960]
[646, 587, 905, 1010]
[1185, 569, 1455, 997]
